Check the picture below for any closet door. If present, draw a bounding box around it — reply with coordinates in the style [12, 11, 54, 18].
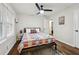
[73, 9, 79, 48]
[76, 13, 79, 48]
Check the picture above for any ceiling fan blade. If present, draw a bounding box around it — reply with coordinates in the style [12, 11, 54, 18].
[44, 9, 52, 11]
[37, 12, 40, 15]
[35, 3, 40, 10]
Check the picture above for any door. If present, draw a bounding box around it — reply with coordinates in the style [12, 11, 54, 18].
[49, 20, 53, 35]
[51, 22, 53, 35]
[73, 10, 79, 48]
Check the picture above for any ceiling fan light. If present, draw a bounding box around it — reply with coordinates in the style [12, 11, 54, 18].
[40, 10, 44, 14]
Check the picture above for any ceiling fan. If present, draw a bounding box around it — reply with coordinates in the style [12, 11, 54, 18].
[35, 3, 53, 15]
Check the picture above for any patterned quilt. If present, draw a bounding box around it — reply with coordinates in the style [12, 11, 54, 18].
[17, 32, 56, 53]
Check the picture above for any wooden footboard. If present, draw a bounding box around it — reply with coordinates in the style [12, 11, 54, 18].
[20, 42, 57, 55]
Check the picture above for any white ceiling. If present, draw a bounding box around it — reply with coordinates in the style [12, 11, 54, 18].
[9, 3, 74, 16]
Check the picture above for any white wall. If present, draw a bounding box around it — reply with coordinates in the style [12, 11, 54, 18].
[52, 7, 75, 47]
[43, 17, 51, 34]
[0, 4, 16, 55]
[16, 15, 45, 33]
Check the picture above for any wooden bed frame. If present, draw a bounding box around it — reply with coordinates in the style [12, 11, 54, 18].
[20, 42, 57, 55]
[20, 27, 57, 55]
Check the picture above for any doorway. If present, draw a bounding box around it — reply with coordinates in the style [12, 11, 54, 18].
[49, 20, 53, 35]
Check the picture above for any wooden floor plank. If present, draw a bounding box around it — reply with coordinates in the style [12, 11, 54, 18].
[56, 40, 79, 55]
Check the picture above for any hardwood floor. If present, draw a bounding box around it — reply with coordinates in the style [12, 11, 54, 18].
[56, 40, 79, 55]
[8, 40, 20, 55]
[8, 40, 79, 55]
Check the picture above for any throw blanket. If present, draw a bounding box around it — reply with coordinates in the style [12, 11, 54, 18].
[17, 32, 56, 53]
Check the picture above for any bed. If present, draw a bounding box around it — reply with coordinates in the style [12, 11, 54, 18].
[17, 27, 57, 53]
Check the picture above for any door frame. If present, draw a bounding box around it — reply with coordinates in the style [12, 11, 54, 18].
[49, 20, 53, 35]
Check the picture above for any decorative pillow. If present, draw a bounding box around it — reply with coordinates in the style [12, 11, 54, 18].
[30, 29, 37, 34]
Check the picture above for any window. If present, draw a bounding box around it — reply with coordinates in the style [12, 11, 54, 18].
[0, 4, 2, 39]
[0, 14, 2, 39]
[1, 4, 7, 38]
[0, 4, 15, 40]
[7, 10, 13, 36]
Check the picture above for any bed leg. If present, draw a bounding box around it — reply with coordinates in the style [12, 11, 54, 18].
[51, 42, 57, 54]
[55, 43, 57, 50]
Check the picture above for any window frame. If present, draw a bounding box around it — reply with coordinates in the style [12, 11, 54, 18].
[0, 4, 15, 40]
[0, 4, 2, 40]
[6, 9, 14, 37]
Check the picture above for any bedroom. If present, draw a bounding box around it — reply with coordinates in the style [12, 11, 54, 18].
[0, 3, 79, 55]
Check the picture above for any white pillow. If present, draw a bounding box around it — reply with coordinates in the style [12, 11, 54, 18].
[36, 29, 40, 33]
[26, 29, 30, 33]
